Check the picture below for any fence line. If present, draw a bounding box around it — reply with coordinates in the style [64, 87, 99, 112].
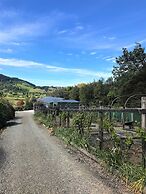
[34, 97, 146, 168]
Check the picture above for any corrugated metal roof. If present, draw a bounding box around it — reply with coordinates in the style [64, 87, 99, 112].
[38, 96, 79, 104]
[60, 99, 79, 103]
[38, 97, 63, 103]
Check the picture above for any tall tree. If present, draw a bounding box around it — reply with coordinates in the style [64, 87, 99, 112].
[69, 86, 79, 101]
[79, 84, 94, 105]
[112, 43, 146, 97]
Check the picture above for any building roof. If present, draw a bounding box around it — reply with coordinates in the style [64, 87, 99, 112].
[60, 99, 79, 103]
[38, 97, 63, 103]
[38, 96, 79, 104]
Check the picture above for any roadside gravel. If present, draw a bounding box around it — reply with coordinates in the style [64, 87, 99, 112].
[0, 111, 132, 194]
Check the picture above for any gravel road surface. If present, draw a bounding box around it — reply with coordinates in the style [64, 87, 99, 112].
[0, 111, 129, 194]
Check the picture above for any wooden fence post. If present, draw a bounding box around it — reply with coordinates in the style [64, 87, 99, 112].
[59, 114, 62, 127]
[141, 97, 146, 169]
[99, 111, 104, 150]
[66, 111, 70, 128]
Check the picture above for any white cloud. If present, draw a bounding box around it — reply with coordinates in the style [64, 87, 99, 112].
[27, 78, 71, 87]
[67, 53, 73, 56]
[139, 39, 146, 44]
[0, 58, 44, 67]
[0, 21, 49, 44]
[0, 57, 111, 79]
[69, 68, 111, 78]
[104, 57, 116, 63]
[26, 78, 83, 87]
[0, 10, 75, 45]
[57, 30, 68, 34]
[0, 10, 118, 51]
[75, 26, 84, 30]
[90, 51, 97, 55]
[0, 48, 13, 53]
[123, 39, 146, 49]
[0, 10, 19, 22]
[103, 36, 116, 40]
[81, 51, 86, 54]
[58, 30, 116, 50]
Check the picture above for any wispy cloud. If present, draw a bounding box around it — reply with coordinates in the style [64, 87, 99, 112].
[0, 9, 118, 51]
[0, 57, 111, 79]
[75, 25, 84, 30]
[0, 20, 51, 44]
[103, 36, 116, 40]
[54, 22, 117, 50]
[66, 53, 73, 56]
[0, 10, 18, 19]
[104, 56, 116, 63]
[0, 48, 13, 53]
[81, 51, 86, 55]
[57, 30, 68, 34]
[0, 58, 44, 67]
[90, 51, 97, 55]
[0, 10, 76, 45]
[123, 38, 146, 49]
[57, 28, 116, 50]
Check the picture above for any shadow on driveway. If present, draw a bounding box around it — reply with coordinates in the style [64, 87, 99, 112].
[14, 116, 23, 120]
[0, 147, 6, 169]
[6, 121, 22, 127]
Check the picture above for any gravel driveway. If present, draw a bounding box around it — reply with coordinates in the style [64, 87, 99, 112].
[0, 111, 130, 194]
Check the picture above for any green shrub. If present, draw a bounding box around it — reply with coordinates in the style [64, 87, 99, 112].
[0, 98, 15, 128]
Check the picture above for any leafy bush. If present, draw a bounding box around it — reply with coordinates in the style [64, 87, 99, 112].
[24, 99, 33, 110]
[0, 99, 15, 128]
[55, 127, 90, 150]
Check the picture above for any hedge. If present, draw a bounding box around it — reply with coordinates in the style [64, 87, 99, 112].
[0, 99, 15, 128]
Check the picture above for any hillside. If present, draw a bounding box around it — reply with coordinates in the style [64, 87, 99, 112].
[0, 74, 35, 87]
[0, 74, 46, 93]
[0, 74, 47, 106]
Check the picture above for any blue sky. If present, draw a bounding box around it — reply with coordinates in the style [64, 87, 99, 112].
[0, 0, 146, 86]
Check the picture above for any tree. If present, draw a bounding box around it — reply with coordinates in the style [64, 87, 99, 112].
[50, 87, 70, 99]
[25, 98, 33, 110]
[69, 86, 79, 101]
[93, 79, 110, 106]
[112, 43, 146, 97]
[79, 84, 94, 105]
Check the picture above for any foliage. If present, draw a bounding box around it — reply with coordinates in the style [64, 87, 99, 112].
[103, 117, 134, 169]
[113, 43, 146, 98]
[49, 87, 71, 99]
[69, 86, 79, 101]
[136, 127, 146, 140]
[24, 97, 36, 110]
[79, 84, 94, 105]
[55, 127, 90, 149]
[59, 111, 67, 127]
[72, 113, 85, 135]
[0, 98, 15, 128]
[72, 112, 93, 136]
[34, 112, 54, 128]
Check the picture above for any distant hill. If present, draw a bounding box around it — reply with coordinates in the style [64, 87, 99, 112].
[0, 74, 61, 107]
[0, 74, 35, 87]
[0, 74, 47, 99]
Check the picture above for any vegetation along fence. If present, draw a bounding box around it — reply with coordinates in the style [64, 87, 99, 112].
[34, 97, 146, 193]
